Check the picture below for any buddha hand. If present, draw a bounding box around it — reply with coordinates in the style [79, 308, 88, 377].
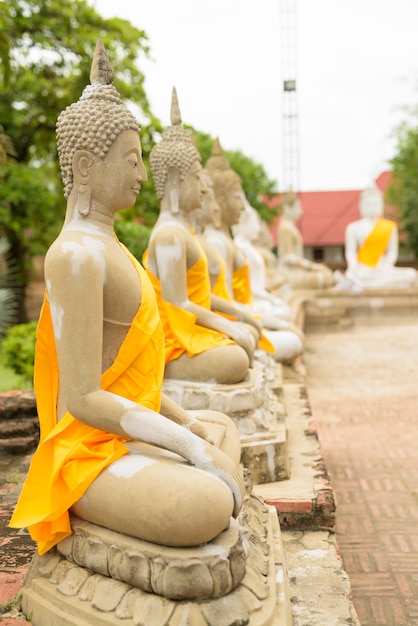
[190, 443, 244, 518]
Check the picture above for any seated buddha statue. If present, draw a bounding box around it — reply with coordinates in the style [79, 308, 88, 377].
[144, 88, 257, 384]
[278, 191, 336, 289]
[203, 139, 303, 364]
[9, 41, 244, 558]
[344, 183, 417, 290]
[232, 199, 295, 323]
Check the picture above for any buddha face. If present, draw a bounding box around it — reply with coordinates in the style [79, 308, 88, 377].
[237, 203, 261, 242]
[87, 130, 147, 213]
[359, 188, 383, 219]
[284, 198, 302, 222]
[179, 160, 207, 214]
[223, 184, 245, 227]
[201, 181, 222, 228]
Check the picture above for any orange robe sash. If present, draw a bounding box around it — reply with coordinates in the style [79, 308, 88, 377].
[232, 261, 254, 306]
[212, 255, 274, 354]
[9, 244, 165, 555]
[211, 253, 233, 302]
[357, 218, 396, 268]
[143, 248, 233, 364]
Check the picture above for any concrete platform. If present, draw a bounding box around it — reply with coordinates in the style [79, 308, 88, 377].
[304, 287, 418, 331]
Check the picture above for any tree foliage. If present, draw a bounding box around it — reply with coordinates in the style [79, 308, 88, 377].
[0, 0, 280, 323]
[387, 111, 418, 257]
[0, 0, 161, 319]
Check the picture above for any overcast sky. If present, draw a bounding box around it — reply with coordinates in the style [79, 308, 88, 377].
[94, 0, 418, 193]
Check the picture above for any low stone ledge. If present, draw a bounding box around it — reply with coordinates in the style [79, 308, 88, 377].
[0, 391, 39, 454]
[254, 382, 336, 530]
[305, 286, 418, 331]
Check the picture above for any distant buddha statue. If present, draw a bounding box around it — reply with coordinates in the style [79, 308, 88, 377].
[278, 191, 336, 289]
[9, 42, 244, 559]
[232, 199, 294, 323]
[344, 183, 417, 290]
[144, 89, 257, 384]
[204, 139, 303, 364]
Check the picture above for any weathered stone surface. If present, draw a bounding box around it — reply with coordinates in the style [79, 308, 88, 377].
[305, 288, 418, 332]
[0, 391, 39, 454]
[163, 352, 290, 484]
[19, 490, 290, 625]
[56, 514, 246, 600]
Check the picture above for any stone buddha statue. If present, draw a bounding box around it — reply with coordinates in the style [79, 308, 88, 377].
[10, 41, 244, 560]
[204, 139, 303, 364]
[278, 191, 336, 289]
[232, 199, 294, 322]
[144, 89, 259, 384]
[344, 183, 417, 290]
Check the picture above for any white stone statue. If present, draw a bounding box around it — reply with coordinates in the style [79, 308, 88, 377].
[232, 199, 296, 325]
[278, 191, 336, 289]
[203, 140, 303, 364]
[10, 41, 244, 557]
[344, 183, 417, 290]
[144, 89, 258, 383]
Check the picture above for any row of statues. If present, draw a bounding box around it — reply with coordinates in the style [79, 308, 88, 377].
[8, 38, 417, 623]
[277, 186, 417, 292]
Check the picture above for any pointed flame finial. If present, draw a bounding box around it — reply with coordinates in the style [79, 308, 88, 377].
[90, 39, 114, 86]
[170, 87, 182, 126]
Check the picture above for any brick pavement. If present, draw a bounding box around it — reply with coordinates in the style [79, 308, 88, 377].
[304, 321, 418, 626]
[0, 452, 34, 624]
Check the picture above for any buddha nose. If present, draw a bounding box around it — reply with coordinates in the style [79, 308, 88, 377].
[137, 161, 148, 183]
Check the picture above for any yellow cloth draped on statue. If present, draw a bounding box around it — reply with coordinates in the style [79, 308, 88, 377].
[211, 253, 274, 354]
[143, 248, 234, 364]
[9, 244, 165, 555]
[211, 252, 233, 302]
[232, 260, 254, 306]
[357, 218, 396, 268]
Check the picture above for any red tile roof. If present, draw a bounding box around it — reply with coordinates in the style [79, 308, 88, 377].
[267, 171, 395, 247]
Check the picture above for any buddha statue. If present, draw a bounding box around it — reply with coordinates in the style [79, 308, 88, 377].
[144, 89, 259, 384]
[232, 199, 294, 322]
[9, 41, 244, 559]
[204, 139, 303, 364]
[278, 191, 336, 289]
[344, 183, 417, 290]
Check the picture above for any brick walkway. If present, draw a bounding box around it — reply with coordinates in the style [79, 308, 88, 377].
[304, 322, 418, 626]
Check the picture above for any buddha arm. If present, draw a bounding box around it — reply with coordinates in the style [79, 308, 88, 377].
[210, 294, 262, 337]
[152, 232, 256, 361]
[380, 228, 398, 268]
[47, 244, 244, 514]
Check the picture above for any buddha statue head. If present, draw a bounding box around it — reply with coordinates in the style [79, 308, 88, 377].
[359, 183, 384, 220]
[189, 172, 222, 232]
[56, 39, 142, 216]
[281, 191, 302, 222]
[205, 138, 245, 228]
[232, 199, 261, 243]
[150, 88, 204, 214]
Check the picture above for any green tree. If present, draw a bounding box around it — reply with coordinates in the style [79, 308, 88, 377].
[387, 112, 418, 257]
[193, 131, 279, 223]
[0, 0, 161, 319]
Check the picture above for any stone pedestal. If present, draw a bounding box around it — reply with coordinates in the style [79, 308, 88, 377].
[163, 351, 289, 484]
[19, 488, 292, 626]
[305, 287, 418, 331]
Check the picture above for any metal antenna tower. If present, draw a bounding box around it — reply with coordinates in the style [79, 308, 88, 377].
[280, 0, 300, 194]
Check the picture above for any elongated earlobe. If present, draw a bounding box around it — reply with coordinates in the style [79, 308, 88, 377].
[73, 151, 95, 217]
[169, 188, 179, 214]
[75, 182, 92, 216]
